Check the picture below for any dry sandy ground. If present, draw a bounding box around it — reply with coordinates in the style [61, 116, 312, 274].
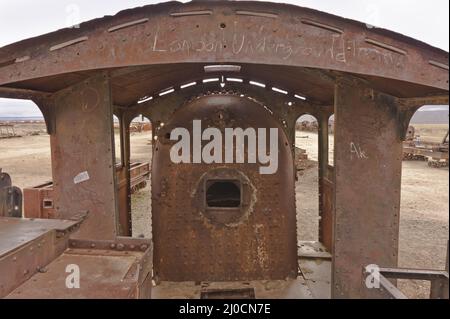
[0, 124, 448, 299]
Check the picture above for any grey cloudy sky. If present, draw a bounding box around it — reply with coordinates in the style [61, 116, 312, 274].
[0, 0, 448, 117]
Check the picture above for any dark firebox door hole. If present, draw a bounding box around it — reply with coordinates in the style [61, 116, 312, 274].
[206, 181, 241, 208]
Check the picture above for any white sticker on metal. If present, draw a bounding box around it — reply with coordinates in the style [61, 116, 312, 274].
[73, 171, 90, 184]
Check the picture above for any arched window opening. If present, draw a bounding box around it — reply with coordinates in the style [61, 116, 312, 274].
[0, 98, 51, 219]
[113, 114, 121, 166]
[295, 114, 319, 242]
[129, 115, 153, 239]
[399, 104, 449, 298]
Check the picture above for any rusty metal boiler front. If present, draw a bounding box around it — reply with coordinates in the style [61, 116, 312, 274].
[152, 94, 298, 282]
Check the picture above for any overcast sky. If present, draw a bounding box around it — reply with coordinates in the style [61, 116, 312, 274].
[0, 0, 448, 117]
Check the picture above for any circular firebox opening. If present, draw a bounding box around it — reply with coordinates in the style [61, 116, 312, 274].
[206, 180, 241, 208]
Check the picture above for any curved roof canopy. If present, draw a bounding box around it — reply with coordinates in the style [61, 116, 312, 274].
[0, 0, 448, 107]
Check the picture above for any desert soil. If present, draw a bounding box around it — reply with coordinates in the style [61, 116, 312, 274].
[0, 123, 448, 299]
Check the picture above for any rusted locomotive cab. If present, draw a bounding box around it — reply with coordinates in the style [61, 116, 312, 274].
[152, 93, 298, 282]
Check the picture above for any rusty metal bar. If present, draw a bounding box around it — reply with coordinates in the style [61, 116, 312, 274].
[318, 114, 329, 249]
[123, 114, 132, 236]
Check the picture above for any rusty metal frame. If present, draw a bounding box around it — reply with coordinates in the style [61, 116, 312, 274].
[43, 73, 119, 239]
[0, 1, 447, 92]
[0, 218, 82, 298]
[333, 77, 403, 298]
[0, 0, 448, 299]
[362, 267, 449, 299]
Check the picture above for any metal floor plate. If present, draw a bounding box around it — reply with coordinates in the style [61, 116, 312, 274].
[152, 278, 315, 299]
[153, 241, 332, 299]
[0, 217, 78, 257]
[6, 248, 147, 299]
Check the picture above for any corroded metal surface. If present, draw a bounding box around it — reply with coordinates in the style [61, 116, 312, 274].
[362, 265, 449, 299]
[0, 1, 447, 96]
[23, 182, 55, 219]
[333, 78, 402, 298]
[152, 94, 298, 281]
[320, 173, 334, 253]
[0, 217, 80, 297]
[6, 237, 153, 299]
[0, 0, 448, 299]
[48, 74, 118, 239]
[23, 162, 150, 233]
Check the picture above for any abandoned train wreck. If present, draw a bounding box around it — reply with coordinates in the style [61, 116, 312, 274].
[0, 1, 448, 299]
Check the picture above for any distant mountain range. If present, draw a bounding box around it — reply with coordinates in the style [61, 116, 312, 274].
[0, 116, 44, 121]
[298, 108, 449, 125]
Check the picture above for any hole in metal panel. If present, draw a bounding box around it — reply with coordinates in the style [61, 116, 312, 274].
[138, 96, 153, 104]
[180, 82, 197, 89]
[365, 38, 407, 55]
[49, 36, 88, 51]
[236, 10, 278, 19]
[203, 78, 220, 83]
[50, 37, 89, 51]
[159, 88, 175, 96]
[107, 18, 149, 32]
[301, 19, 343, 34]
[43, 199, 53, 209]
[0, 59, 16, 68]
[206, 180, 241, 208]
[15, 56, 30, 63]
[226, 78, 243, 83]
[204, 65, 241, 73]
[272, 87, 288, 95]
[249, 81, 266, 88]
[429, 60, 449, 70]
[170, 10, 212, 17]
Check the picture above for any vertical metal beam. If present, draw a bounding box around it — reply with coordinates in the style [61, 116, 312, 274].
[112, 111, 132, 236]
[50, 73, 118, 239]
[122, 113, 132, 236]
[332, 78, 402, 298]
[318, 114, 328, 238]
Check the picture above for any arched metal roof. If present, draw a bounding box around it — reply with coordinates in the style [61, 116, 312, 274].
[0, 0, 447, 106]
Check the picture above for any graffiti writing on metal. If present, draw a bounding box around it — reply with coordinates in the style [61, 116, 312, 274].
[151, 24, 406, 68]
